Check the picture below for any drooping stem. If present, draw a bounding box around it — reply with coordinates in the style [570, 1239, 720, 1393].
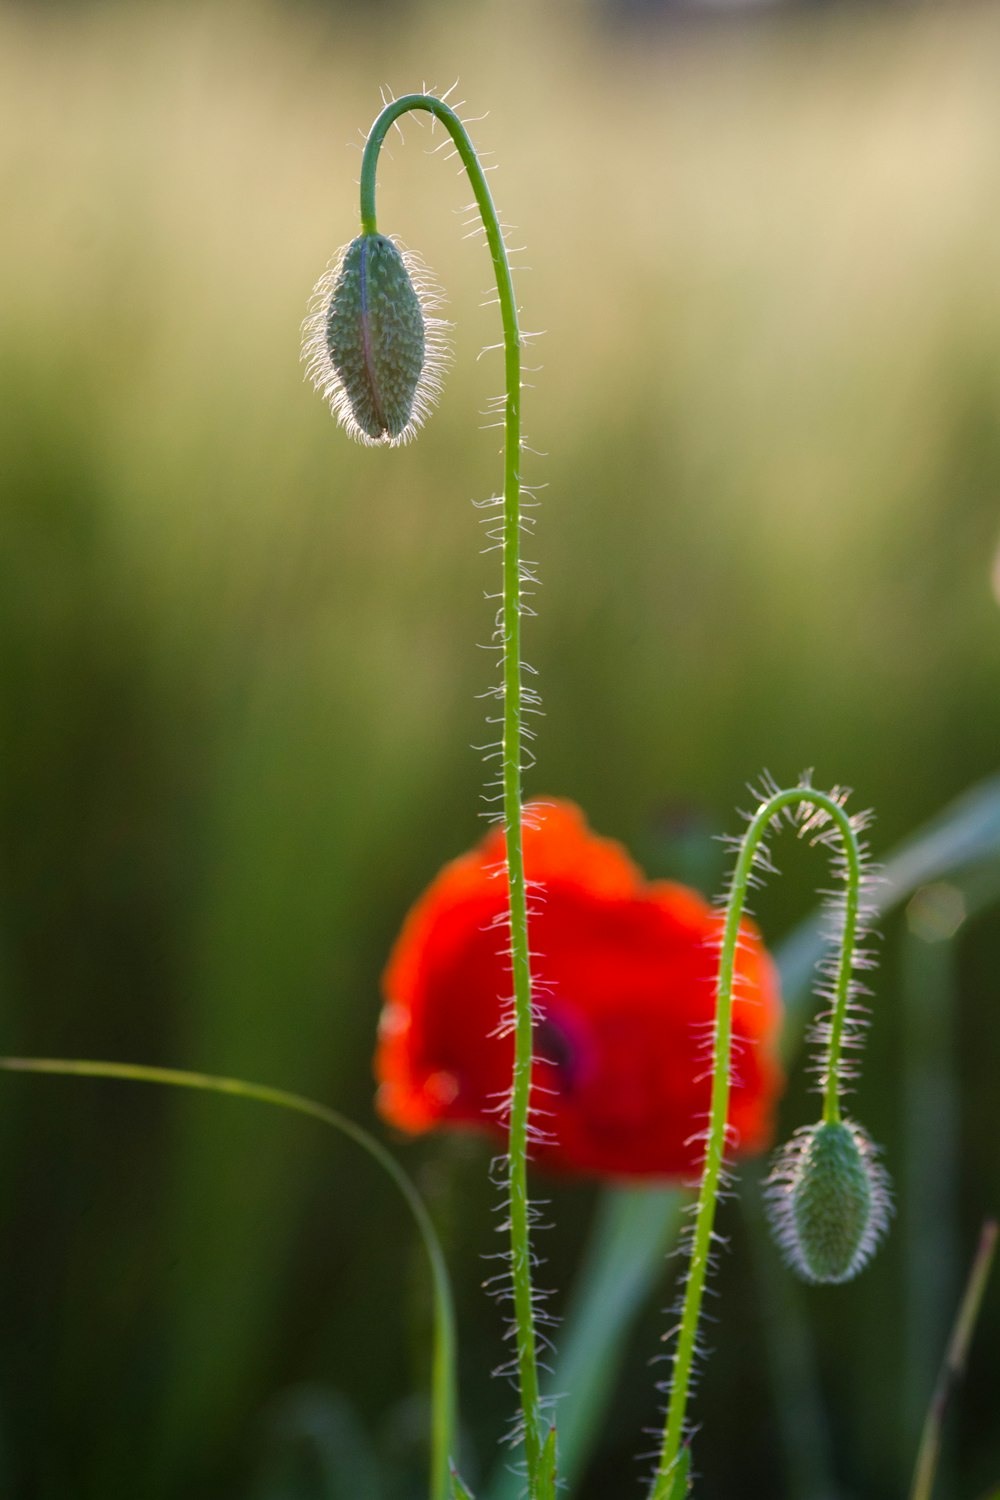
[0, 1056, 457, 1500]
[361, 98, 543, 1489]
[818, 803, 862, 1129]
[653, 786, 865, 1496]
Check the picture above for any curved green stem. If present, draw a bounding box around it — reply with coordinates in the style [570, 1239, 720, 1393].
[654, 786, 864, 1495]
[360, 97, 542, 1489]
[0, 1056, 457, 1500]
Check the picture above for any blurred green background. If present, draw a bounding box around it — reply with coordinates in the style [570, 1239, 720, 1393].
[1, 0, 999, 1496]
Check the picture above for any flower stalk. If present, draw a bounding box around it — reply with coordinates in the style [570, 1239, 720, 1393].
[351, 95, 544, 1491]
[654, 782, 882, 1496]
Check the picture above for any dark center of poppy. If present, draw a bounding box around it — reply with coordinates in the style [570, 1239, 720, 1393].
[535, 1014, 583, 1095]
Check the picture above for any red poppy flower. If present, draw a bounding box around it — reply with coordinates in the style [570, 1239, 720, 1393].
[375, 800, 783, 1180]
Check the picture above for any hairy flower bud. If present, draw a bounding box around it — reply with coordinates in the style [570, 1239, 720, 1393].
[303, 232, 448, 445]
[764, 1119, 892, 1283]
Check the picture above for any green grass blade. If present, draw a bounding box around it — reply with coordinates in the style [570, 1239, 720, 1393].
[451, 1465, 476, 1500]
[537, 1425, 558, 1500]
[0, 1057, 458, 1500]
[909, 1219, 998, 1500]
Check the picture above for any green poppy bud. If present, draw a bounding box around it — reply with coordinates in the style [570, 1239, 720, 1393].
[303, 233, 448, 446]
[765, 1119, 892, 1283]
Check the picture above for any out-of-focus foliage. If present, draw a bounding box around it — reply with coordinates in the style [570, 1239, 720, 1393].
[0, 2, 998, 1497]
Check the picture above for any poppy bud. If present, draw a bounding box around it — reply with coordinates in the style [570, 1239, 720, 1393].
[765, 1119, 892, 1283]
[303, 232, 448, 446]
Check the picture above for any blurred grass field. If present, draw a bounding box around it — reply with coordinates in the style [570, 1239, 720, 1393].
[1, 1, 999, 1496]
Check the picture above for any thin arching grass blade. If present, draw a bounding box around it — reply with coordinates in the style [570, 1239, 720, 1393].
[0, 1056, 458, 1500]
[537, 1425, 558, 1500]
[909, 1219, 998, 1500]
[900, 864, 1000, 1457]
[451, 1465, 476, 1500]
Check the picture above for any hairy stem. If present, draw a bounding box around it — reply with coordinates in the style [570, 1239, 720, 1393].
[654, 785, 864, 1495]
[360, 97, 543, 1489]
[0, 1056, 457, 1500]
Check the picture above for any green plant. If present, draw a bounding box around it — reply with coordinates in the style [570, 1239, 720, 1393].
[297, 93, 994, 1500]
[656, 780, 889, 1495]
[307, 90, 547, 1494]
[300, 93, 897, 1500]
[3, 85, 997, 1500]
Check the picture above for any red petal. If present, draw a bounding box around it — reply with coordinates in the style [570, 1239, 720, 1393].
[375, 800, 784, 1181]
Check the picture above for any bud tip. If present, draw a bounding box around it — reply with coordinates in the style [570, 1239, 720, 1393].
[765, 1119, 892, 1284]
